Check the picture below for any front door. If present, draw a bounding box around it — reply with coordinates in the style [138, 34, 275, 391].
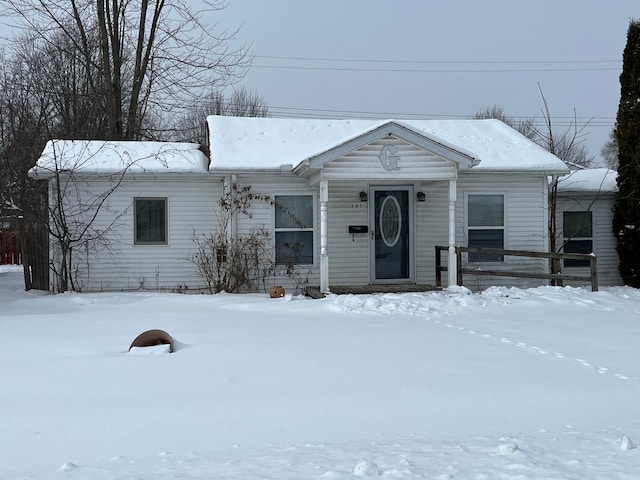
[370, 186, 414, 283]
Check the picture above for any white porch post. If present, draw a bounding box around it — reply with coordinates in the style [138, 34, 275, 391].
[320, 179, 330, 293]
[448, 179, 458, 286]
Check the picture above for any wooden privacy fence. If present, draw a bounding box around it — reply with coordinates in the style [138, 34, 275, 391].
[15, 216, 49, 291]
[0, 220, 21, 264]
[435, 245, 598, 292]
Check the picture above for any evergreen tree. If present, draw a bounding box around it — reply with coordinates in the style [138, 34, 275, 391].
[613, 19, 640, 287]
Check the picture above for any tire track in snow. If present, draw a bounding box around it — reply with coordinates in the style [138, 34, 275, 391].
[435, 319, 635, 384]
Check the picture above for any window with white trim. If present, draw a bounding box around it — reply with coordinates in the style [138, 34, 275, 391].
[467, 194, 504, 262]
[134, 197, 167, 245]
[563, 211, 592, 267]
[274, 195, 314, 264]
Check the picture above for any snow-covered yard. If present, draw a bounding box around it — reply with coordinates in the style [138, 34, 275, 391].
[2, 264, 640, 479]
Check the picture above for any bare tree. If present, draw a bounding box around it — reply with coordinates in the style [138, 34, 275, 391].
[473, 88, 595, 168]
[1, 0, 251, 140]
[601, 129, 619, 169]
[474, 87, 597, 283]
[31, 141, 157, 292]
[175, 86, 269, 144]
[0, 1, 250, 289]
[472, 104, 533, 133]
[523, 91, 595, 168]
[0, 40, 55, 289]
[0, 28, 113, 289]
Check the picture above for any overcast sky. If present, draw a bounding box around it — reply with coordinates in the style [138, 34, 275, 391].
[216, 0, 638, 164]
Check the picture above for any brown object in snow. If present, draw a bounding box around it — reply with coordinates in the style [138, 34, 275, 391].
[129, 329, 174, 353]
[269, 286, 285, 298]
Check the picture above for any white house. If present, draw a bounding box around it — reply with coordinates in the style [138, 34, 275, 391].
[31, 117, 622, 293]
[556, 168, 621, 287]
[31, 140, 215, 292]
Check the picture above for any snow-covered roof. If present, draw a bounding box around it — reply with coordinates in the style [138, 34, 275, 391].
[31, 140, 209, 177]
[557, 168, 618, 193]
[207, 116, 569, 173]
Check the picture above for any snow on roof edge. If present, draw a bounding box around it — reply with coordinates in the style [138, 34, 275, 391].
[557, 168, 618, 193]
[30, 140, 210, 178]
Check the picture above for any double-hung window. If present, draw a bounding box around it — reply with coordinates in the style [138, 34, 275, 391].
[563, 211, 592, 267]
[134, 197, 168, 245]
[467, 194, 505, 262]
[274, 195, 314, 264]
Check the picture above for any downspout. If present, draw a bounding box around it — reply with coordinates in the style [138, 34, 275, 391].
[231, 174, 238, 240]
[548, 174, 559, 283]
[222, 175, 238, 240]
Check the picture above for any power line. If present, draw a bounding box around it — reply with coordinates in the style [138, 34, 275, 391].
[255, 54, 620, 65]
[253, 54, 620, 73]
[253, 64, 618, 73]
[267, 105, 615, 126]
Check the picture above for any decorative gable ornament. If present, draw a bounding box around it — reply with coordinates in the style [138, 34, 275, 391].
[379, 145, 400, 171]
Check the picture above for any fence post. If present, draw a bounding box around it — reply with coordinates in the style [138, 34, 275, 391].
[590, 255, 598, 292]
[456, 247, 463, 286]
[18, 216, 32, 290]
[435, 247, 442, 287]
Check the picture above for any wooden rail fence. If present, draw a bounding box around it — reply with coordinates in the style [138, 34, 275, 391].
[435, 245, 598, 291]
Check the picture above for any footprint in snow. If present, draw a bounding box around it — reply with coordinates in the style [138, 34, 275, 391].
[620, 436, 636, 450]
[530, 346, 548, 354]
[495, 443, 519, 455]
[60, 462, 79, 471]
[352, 459, 381, 477]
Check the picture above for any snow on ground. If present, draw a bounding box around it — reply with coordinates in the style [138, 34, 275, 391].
[2, 264, 640, 479]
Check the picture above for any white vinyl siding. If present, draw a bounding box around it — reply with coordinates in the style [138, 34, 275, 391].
[326, 182, 371, 285]
[454, 174, 549, 290]
[51, 173, 221, 292]
[557, 192, 622, 287]
[229, 174, 321, 292]
[321, 136, 457, 181]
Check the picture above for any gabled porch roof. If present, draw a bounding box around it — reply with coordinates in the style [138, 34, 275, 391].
[292, 120, 479, 177]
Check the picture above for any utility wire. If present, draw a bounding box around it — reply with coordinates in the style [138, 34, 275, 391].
[267, 105, 615, 126]
[253, 54, 620, 73]
[253, 64, 618, 73]
[255, 54, 620, 65]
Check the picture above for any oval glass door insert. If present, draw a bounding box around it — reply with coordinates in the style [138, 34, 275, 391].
[379, 195, 402, 247]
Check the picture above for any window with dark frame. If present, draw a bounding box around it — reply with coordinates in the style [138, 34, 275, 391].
[467, 194, 505, 262]
[134, 197, 167, 245]
[274, 195, 314, 264]
[563, 211, 592, 267]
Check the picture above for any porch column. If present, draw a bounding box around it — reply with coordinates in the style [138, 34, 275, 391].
[320, 179, 330, 294]
[448, 179, 458, 286]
